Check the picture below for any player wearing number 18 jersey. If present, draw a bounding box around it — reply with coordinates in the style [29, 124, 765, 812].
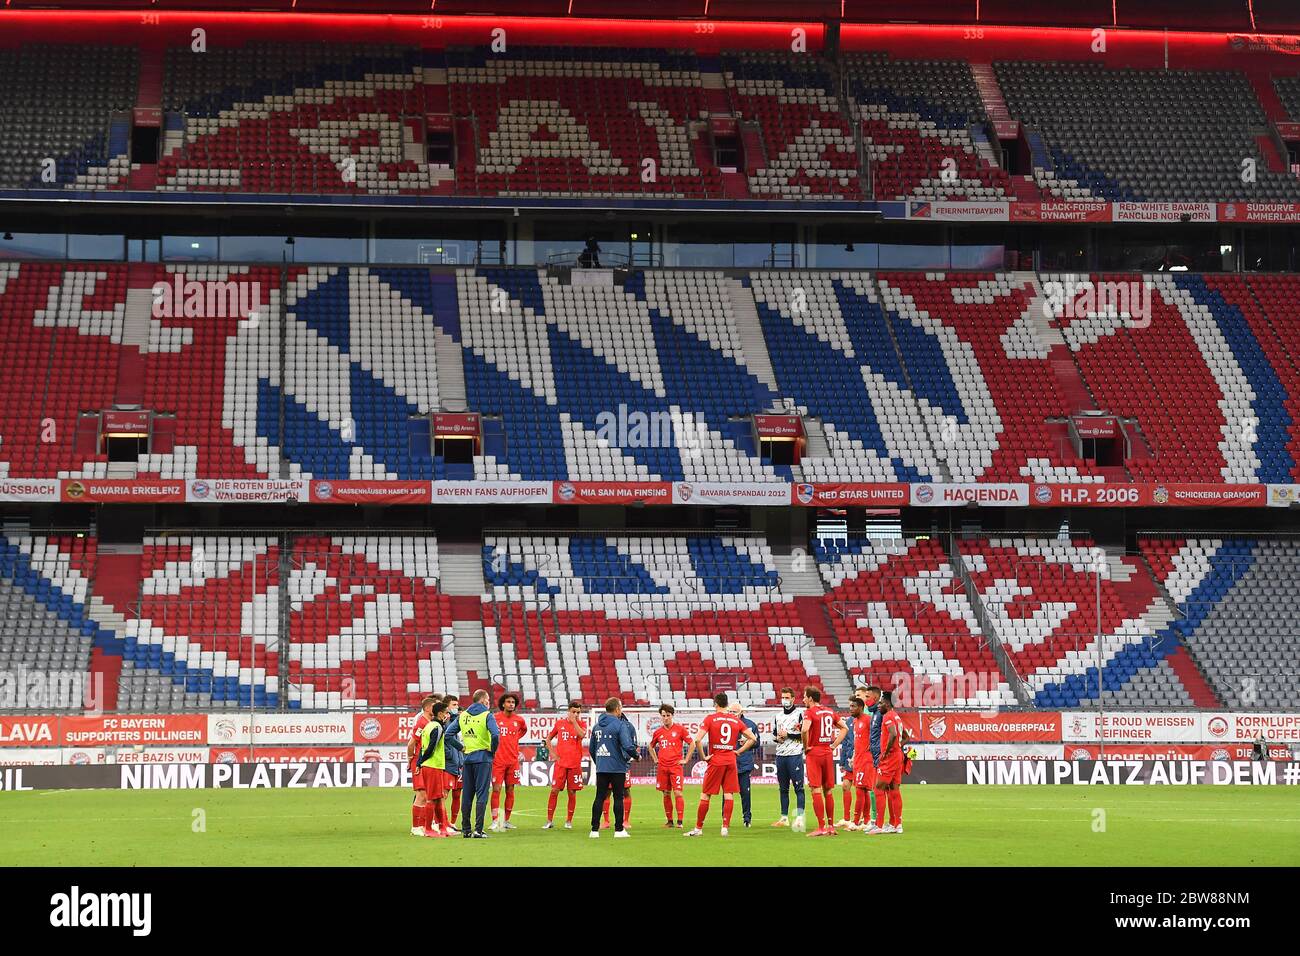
[682, 692, 756, 837]
[801, 685, 848, 837]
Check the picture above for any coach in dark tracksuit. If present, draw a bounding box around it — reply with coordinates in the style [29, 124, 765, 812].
[733, 705, 760, 827]
[444, 689, 500, 838]
[589, 697, 638, 836]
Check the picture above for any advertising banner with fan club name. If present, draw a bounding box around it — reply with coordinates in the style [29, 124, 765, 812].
[309, 480, 431, 504]
[672, 481, 792, 506]
[552, 481, 673, 505]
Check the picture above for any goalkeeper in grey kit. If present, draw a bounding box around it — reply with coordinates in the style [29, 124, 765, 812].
[770, 686, 807, 830]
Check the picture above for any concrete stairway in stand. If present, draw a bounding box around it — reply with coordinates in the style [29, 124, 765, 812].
[725, 278, 780, 395]
[772, 548, 850, 705]
[439, 544, 490, 699]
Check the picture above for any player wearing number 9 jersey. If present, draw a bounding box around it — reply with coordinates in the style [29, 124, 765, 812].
[682, 692, 756, 838]
[801, 685, 848, 837]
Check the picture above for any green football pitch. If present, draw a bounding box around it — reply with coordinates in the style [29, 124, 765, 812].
[1, 785, 1296, 866]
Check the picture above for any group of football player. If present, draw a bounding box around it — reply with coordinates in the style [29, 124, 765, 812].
[678, 684, 910, 838]
[406, 684, 909, 840]
[405, 690, 530, 838]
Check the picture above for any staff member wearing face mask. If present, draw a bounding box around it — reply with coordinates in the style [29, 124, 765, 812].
[770, 686, 806, 831]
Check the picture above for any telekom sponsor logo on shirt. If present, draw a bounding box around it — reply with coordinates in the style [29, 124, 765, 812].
[650, 724, 690, 766]
[548, 717, 587, 766]
[494, 712, 528, 763]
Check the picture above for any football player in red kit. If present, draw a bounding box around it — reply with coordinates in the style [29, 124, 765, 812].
[870, 692, 906, 834]
[491, 692, 528, 831]
[801, 685, 848, 837]
[682, 692, 756, 837]
[650, 704, 690, 827]
[414, 698, 453, 837]
[407, 695, 437, 835]
[846, 695, 875, 830]
[543, 701, 586, 829]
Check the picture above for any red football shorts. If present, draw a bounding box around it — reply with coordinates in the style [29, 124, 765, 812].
[806, 750, 835, 789]
[410, 761, 421, 791]
[442, 770, 462, 792]
[492, 762, 520, 786]
[656, 765, 684, 791]
[853, 751, 876, 787]
[552, 764, 585, 791]
[875, 758, 902, 787]
[419, 767, 446, 800]
[702, 761, 739, 795]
